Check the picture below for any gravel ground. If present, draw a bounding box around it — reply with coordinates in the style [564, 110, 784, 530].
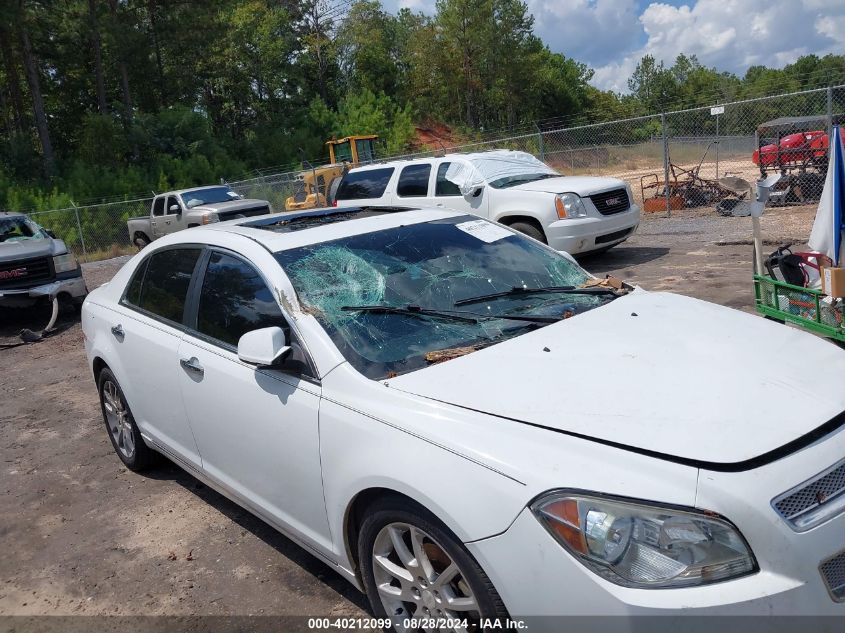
[0, 204, 821, 626]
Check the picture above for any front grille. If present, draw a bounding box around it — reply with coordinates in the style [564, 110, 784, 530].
[0, 256, 53, 290]
[820, 550, 845, 602]
[772, 458, 845, 531]
[218, 205, 271, 221]
[595, 227, 633, 245]
[589, 188, 630, 216]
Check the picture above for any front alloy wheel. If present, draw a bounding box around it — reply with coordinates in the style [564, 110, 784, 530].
[358, 497, 508, 633]
[373, 522, 479, 624]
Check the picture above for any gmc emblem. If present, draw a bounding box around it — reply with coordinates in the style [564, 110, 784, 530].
[0, 268, 27, 280]
[605, 197, 621, 206]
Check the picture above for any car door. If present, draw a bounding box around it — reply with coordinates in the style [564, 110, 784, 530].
[176, 248, 330, 549]
[154, 195, 182, 238]
[430, 160, 490, 219]
[115, 246, 204, 468]
[149, 197, 166, 238]
[391, 162, 433, 207]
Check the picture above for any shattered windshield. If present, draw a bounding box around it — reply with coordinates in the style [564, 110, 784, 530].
[0, 216, 48, 243]
[275, 215, 608, 380]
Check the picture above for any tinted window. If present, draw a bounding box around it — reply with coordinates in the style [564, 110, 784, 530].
[397, 164, 431, 197]
[124, 258, 149, 306]
[135, 248, 201, 323]
[196, 252, 285, 347]
[152, 198, 165, 217]
[435, 162, 461, 196]
[336, 168, 394, 200]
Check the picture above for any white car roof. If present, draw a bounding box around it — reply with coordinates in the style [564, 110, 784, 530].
[197, 206, 466, 252]
[348, 149, 535, 172]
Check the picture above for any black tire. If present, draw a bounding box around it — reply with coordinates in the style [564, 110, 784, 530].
[507, 221, 546, 244]
[97, 368, 156, 471]
[133, 233, 151, 250]
[358, 496, 509, 631]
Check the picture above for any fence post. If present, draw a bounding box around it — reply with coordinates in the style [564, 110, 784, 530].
[71, 201, 88, 260]
[661, 113, 671, 218]
[827, 86, 834, 139]
[535, 123, 545, 162]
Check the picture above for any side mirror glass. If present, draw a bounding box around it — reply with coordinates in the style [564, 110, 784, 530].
[237, 326, 292, 367]
[44, 229, 56, 239]
[470, 187, 483, 198]
[169, 204, 181, 214]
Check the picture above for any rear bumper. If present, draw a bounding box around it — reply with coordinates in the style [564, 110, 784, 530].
[0, 272, 88, 307]
[545, 205, 640, 255]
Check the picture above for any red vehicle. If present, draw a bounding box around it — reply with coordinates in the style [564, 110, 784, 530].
[752, 128, 839, 167]
[753, 115, 843, 203]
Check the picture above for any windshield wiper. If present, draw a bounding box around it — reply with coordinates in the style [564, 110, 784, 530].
[341, 304, 561, 324]
[454, 285, 620, 306]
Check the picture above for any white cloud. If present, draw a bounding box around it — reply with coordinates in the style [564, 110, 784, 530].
[589, 0, 845, 92]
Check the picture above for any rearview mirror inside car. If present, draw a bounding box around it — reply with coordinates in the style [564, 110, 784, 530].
[237, 327, 292, 367]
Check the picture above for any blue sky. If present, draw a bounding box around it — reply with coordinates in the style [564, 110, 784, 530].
[380, 0, 845, 92]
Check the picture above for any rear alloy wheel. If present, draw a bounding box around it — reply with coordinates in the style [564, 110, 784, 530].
[359, 498, 508, 632]
[98, 368, 155, 471]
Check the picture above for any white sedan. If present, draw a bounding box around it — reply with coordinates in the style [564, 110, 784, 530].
[82, 207, 845, 629]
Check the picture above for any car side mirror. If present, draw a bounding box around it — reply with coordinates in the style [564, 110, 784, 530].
[169, 204, 181, 214]
[471, 187, 483, 198]
[44, 229, 56, 238]
[237, 327, 292, 367]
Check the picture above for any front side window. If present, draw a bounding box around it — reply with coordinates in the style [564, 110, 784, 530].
[335, 168, 394, 200]
[164, 196, 180, 215]
[196, 252, 286, 347]
[276, 216, 598, 380]
[126, 248, 201, 323]
[397, 164, 431, 198]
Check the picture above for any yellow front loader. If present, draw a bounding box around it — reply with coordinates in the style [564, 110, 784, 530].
[285, 135, 378, 211]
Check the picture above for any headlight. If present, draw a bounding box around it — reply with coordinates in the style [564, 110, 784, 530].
[52, 253, 78, 274]
[555, 193, 588, 219]
[531, 491, 757, 588]
[202, 213, 219, 225]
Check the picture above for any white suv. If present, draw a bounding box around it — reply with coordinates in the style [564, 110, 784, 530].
[333, 150, 640, 255]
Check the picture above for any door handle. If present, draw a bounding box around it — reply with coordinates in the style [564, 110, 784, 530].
[110, 324, 124, 338]
[180, 356, 204, 376]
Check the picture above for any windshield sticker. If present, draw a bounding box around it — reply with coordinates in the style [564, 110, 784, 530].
[455, 220, 513, 244]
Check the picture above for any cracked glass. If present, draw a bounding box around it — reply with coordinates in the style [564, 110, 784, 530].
[275, 215, 603, 379]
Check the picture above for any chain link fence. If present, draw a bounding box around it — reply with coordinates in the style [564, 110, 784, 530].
[19, 84, 845, 262]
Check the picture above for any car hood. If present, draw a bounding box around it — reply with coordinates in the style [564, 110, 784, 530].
[510, 176, 626, 195]
[191, 199, 269, 213]
[0, 238, 60, 263]
[387, 291, 845, 467]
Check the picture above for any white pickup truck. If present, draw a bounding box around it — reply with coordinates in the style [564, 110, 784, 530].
[332, 150, 640, 255]
[127, 185, 271, 248]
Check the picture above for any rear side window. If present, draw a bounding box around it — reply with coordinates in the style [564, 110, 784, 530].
[397, 164, 431, 197]
[435, 163, 461, 196]
[336, 168, 394, 200]
[196, 252, 285, 347]
[152, 198, 165, 217]
[128, 248, 201, 323]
